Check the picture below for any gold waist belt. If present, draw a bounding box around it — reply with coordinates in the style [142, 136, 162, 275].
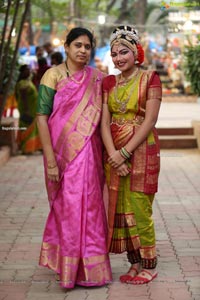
[111, 116, 144, 126]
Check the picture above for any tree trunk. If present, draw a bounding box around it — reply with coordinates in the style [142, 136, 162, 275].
[46, 0, 55, 36]
[26, 1, 34, 45]
[106, 0, 117, 12]
[133, 0, 147, 25]
[116, 0, 129, 23]
[0, 0, 20, 92]
[0, 0, 12, 74]
[0, 0, 31, 120]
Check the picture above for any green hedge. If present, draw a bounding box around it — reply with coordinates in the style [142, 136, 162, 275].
[184, 44, 200, 96]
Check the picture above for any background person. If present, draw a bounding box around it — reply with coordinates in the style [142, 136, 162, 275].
[51, 51, 63, 66]
[15, 64, 41, 154]
[43, 42, 55, 66]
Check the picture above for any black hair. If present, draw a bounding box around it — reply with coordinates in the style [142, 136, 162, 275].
[17, 64, 30, 81]
[19, 64, 29, 73]
[43, 42, 52, 48]
[65, 27, 95, 48]
[36, 46, 43, 52]
[113, 25, 135, 33]
[51, 51, 63, 64]
[38, 57, 48, 66]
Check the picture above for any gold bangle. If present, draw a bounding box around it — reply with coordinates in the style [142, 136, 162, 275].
[47, 165, 57, 169]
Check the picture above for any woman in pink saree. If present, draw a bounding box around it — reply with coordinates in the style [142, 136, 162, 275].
[36, 27, 112, 289]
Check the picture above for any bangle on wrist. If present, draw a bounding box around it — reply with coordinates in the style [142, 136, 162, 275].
[119, 149, 127, 159]
[119, 148, 129, 159]
[47, 164, 57, 169]
[47, 159, 57, 169]
[120, 147, 131, 160]
[124, 146, 132, 156]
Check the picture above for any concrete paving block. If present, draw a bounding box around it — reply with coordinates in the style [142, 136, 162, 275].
[28, 281, 50, 293]
[192, 296, 200, 300]
[47, 281, 70, 294]
[81, 285, 108, 295]
[158, 257, 177, 262]
[1, 263, 36, 270]
[185, 272, 200, 279]
[63, 288, 88, 300]
[82, 294, 107, 300]
[0, 282, 31, 295]
[1, 148, 200, 300]
[0, 293, 28, 300]
[150, 289, 171, 300]
[0, 269, 15, 282]
[108, 297, 149, 300]
[190, 288, 200, 298]
[181, 264, 200, 272]
[187, 278, 200, 288]
[170, 289, 193, 300]
[177, 249, 200, 256]
[13, 269, 35, 282]
[26, 293, 66, 300]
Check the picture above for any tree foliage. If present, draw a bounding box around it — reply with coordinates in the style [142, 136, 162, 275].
[0, 0, 157, 118]
[0, 0, 31, 119]
[184, 43, 200, 96]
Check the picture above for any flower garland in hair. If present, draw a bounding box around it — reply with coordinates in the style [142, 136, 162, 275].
[135, 44, 144, 65]
[102, 75, 116, 92]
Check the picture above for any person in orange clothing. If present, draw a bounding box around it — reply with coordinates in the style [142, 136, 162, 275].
[15, 64, 42, 154]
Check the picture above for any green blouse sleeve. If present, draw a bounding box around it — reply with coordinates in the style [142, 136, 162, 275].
[37, 84, 56, 115]
[37, 68, 57, 115]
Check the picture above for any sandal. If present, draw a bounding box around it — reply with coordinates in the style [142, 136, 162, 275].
[130, 269, 158, 285]
[55, 274, 60, 281]
[119, 265, 139, 283]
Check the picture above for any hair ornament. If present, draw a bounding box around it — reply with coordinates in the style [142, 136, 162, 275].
[110, 27, 140, 45]
[110, 25, 144, 65]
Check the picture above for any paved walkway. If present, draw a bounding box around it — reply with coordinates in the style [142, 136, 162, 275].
[0, 148, 200, 300]
[0, 100, 200, 300]
[157, 102, 200, 128]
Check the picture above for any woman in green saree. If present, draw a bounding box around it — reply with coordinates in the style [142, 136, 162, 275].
[15, 64, 41, 154]
[101, 26, 162, 284]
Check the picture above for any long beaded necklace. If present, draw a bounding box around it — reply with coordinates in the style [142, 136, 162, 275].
[65, 61, 86, 84]
[114, 68, 141, 113]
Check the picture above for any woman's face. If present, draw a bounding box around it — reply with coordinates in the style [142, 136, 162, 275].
[111, 43, 135, 73]
[65, 35, 92, 66]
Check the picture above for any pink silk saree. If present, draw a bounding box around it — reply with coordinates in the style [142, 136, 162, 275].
[39, 66, 112, 288]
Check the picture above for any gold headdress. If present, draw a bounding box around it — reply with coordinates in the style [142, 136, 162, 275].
[110, 25, 142, 63]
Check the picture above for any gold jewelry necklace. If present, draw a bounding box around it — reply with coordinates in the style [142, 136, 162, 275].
[65, 61, 86, 84]
[119, 68, 139, 86]
[114, 69, 141, 113]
